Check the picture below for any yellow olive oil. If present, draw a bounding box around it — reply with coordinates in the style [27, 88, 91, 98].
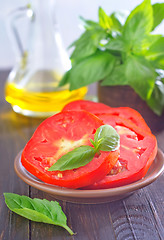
[5, 70, 87, 117]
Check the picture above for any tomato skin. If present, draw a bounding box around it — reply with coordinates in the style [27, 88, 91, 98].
[84, 114, 157, 189]
[62, 100, 151, 133]
[62, 100, 111, 114]
[21, 111, 119, 189]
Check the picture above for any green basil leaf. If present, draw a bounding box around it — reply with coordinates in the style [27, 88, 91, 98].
[109, 12, 124, 32]
[125, 55, 156, 100]
[79, 16, 100, 30]
[70, 28, 107, 60]
[110, 11, 128, 27]
[66, 51, 116, 90]
[147, 79, 164, 116]
[59, 70, 70, 87]
[101, 64, 128, 86]
[136, 34, 162, 54]
[105, 37, 126, 52]
[94, 125, 120, 152]
[123, 0, 153, 48]
[152, 3, 164, 31]
[99, 7, 113, 30]
[48, 145, 96, 171]
[4, 193, 74, 235]
[146, 37, 164, 60]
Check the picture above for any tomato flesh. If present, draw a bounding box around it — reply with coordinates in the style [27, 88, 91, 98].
[84, 114, 157, 189]
[62, 100, 151, 132]
[21, 111, 119, 189]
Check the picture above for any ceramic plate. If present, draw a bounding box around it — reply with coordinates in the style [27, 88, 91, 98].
[14, 149, 164, 204]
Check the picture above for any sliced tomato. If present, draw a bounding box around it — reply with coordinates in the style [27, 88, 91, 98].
[62, 100, 151, 132]
[84, 114, 157, 189]
[62, 100, 111, 114]
[21, 111, 119, 189]
[99, 107, 151, 133]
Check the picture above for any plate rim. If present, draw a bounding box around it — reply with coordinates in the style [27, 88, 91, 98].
[14, 148, 164, 201]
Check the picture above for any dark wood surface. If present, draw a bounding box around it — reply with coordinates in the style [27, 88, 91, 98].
[0, 70, 164, 240]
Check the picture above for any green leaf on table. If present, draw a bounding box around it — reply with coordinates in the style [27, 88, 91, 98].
[94, 125, 120, 152]
[152, 3, 164, 31]
[4, 193, 74, 235]
[70, 28, 107, 60]
[60, 51, 115, 90]
[125, 55, 156, 100]
[101, 64, 128, 86]
[48, 145, 96, 171]
[147, 79, 164, 116]
[123, 0, 153, 49]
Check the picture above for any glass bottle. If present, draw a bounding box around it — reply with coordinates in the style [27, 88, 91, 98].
[5, 0, 87, 117]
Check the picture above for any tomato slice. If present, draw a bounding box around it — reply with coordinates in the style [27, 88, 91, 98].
[84, 114, 157, 189]
[99, 107, 151, 133]
[62, 100, 151, 132]
[62, 100, 111, 114]
[21, 111, 119, 189]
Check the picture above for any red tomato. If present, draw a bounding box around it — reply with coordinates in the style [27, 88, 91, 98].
[62, 100, 151, 132]
[62, 100, 111, 114]
[84, 114, 157, 189]
[21, 111, 119, 189]
[98, 107, 151, 133]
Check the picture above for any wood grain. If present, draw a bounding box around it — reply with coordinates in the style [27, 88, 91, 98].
[0, 70, 164, 240]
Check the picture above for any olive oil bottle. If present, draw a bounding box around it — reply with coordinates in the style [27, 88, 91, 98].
[5, 70, 87, 117]
[5, 0, 87, 117]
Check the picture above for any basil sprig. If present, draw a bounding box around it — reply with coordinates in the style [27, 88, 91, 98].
[4, 193, 74, 235]
[48, 125, 120, 172]
[60, 0, 164, 115]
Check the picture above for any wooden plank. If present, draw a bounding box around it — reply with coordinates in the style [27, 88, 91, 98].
[109, 189, 163, 240]
[0, 71, 32, 239]
[30, 187, 117, 240]
[0, 112, 30, 239]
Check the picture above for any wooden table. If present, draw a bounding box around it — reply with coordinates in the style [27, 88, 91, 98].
[0, 70, 164, 240]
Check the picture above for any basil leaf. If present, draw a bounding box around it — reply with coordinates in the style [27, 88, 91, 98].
[110, 11, 128, 27]
[105, 37, 126, 52]
[80, 16, 101, 30]
[94, 125, 120, 152]
[125, 55, 156, 100]
[152, 3, 164, 31]
[48, 145, 96, 171]
[147, 79, 164, 116]
[146, 37, 164, 60]
[4, 193, 74, 235]
[123, 0, 153, 48]
[102, 64, 128, 86]
[59, 70, 70, 87]
[137, 34, 162, 53]
[109, 12, 124, 32]
[70, 28, 107, 60]
[99, 7, 113, 30]
[65, 51, 116, 90]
